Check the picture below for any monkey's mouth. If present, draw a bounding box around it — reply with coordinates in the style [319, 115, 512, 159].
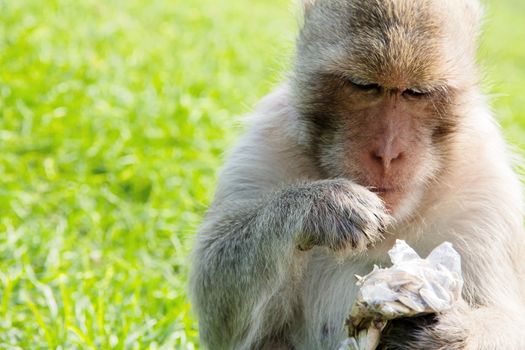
[369, 186, 407, 213]
[370, 187, 402, 194]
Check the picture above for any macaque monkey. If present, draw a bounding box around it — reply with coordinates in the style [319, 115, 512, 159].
[190, 0, 525, 349]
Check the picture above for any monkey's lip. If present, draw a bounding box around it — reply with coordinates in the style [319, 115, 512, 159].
[369, 187, 403, 194]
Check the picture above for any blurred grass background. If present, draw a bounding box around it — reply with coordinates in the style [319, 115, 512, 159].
[0, 0, 523, 348]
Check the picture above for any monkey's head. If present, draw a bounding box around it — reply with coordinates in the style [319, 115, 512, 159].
[292, 0, 483, 220]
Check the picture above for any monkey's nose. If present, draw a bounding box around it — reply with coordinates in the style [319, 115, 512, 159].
[370, 147, 403, 170]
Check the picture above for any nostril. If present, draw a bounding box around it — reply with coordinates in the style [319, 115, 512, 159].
[371, 151, 383, 163]
[392, 152, 403, 162]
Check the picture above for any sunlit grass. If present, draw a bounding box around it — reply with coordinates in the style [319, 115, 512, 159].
[0, 0, 523, 348]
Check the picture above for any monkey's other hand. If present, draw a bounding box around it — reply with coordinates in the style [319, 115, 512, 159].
[377, 305, 469, 350]
[296, 179, 391, 251]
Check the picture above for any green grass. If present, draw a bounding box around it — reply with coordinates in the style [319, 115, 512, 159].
[0, 0, 523, 348]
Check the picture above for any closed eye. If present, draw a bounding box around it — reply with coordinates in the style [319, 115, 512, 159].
[348, 79, 381, 93]
[403, 88, 431, 98]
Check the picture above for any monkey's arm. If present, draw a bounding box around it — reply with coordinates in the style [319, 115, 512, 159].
[190, 178, 389, 349]
[190, 189, 303, 350]
[379, 250, 525, 350]
[423, 238, 525, 350]
[380, 176, 525, 350]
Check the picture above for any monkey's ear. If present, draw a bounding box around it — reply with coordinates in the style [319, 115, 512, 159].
[298, 0, 317, 13]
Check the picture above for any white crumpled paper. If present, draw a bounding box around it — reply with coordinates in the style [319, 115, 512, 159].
[340, 240, 464, 350]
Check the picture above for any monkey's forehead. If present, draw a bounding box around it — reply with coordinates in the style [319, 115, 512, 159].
[298, 0, 480, 88]
[305, 0, 480, 27]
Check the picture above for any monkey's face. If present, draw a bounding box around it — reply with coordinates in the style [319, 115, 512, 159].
[292, 0, 476, 219]
[295, 75, 454, 219]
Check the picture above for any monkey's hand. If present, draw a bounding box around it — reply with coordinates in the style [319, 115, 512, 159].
[295, 179, 391, 251]
[377, 303, 469, 350]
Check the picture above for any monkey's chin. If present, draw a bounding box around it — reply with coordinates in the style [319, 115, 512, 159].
[376, 188, 423, 222]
